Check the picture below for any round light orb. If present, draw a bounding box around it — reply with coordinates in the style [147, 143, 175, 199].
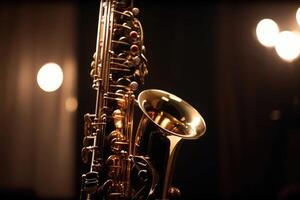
[296, 7, 300, 27]
[65, 97, 78, 112]
[256, 18, 280, 47]
[37, 62, 63, 92]
[275, 31, 300, 62]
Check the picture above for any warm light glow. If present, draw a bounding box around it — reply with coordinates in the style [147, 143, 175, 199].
[161, 96, 169, 102]
[256, 18, 279, 47]
[65, 97, 78, 112]
[270, 110, 281, 121]
[296, 7, 300, 27]
[275, 31, 300, 62]
[190, 116, 201, 130]
[37, 63, 63, 92]
[169, 94, 182, 102]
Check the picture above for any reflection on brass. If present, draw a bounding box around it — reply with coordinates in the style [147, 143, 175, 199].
[169, 186, 181, 199]
[79, 0, 206, 199]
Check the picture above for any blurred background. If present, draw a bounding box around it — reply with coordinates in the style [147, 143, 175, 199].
[0, 0, 300, 199]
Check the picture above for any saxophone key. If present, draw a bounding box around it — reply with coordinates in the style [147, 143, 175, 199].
[106, 155, 122, 179]
[130, 44, 139, 55]
[81, 146, 91, 164]
[82, 171, 99, 194]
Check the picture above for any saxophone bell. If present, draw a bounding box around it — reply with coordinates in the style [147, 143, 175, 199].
[134, 89, 206, 199]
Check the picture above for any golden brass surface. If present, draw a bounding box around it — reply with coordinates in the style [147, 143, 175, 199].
[135, 89, 206, 199]
[79, 1, 206, 199]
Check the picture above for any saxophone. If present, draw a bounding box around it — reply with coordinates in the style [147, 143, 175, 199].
[80, 0, 206, 199]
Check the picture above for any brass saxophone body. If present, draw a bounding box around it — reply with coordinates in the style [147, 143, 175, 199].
[80, 0, 206, 199]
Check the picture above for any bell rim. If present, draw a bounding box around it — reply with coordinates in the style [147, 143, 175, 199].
[137, 89, 206, 139]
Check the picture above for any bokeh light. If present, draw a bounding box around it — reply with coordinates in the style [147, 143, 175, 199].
[65, 97, 78, 112]
[256, 18, 280, 47]
[37, 62, 64, 92]
[296, 7, 300, 27]
[275, 31, 300, 62]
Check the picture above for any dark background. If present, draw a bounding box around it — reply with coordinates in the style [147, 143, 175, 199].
[1, 0, 300, 199]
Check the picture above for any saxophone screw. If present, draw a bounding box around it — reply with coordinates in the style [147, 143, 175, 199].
[132, 7, 139, 16]
[129, 81, 138, 91]
[168, 187, 181, 199]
